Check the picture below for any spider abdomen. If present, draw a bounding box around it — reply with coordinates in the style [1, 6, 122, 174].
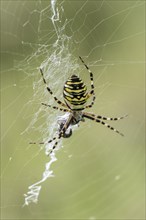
[63, 75, 88, 110]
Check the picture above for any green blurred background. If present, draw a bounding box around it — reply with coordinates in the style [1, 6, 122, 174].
[1, 1, 145, 219]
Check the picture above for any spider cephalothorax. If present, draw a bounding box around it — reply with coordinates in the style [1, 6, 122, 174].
[57, 111, 84, 139]
[30, 56, 127, 155]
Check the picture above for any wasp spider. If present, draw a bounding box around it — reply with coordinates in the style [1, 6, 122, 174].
[30, 56, 127, 155]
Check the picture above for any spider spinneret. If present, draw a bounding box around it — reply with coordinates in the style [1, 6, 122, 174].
[30, 56, 127, 155]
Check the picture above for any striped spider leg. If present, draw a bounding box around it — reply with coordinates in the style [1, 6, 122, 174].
[40, 68, 67, 108]
[47, 112, 74, 155]
[41, 103, 71, 113]
[79, 56, 96, 109]
[30, 112, 74, 155]
[83, 112, 128, 136]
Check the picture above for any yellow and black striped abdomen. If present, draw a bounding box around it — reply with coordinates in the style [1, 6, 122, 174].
[63, 75, 88, 110]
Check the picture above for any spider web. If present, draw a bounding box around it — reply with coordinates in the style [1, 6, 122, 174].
[1, 0, 145, 219]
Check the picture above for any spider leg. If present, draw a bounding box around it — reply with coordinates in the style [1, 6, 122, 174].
[84, 112, 128, 121]
[30, 113, 73, 155]
[29, 136, 62, 156]
[48, 113, 73, 155]
[47, 136, 61, 156]
[40, 68, 67, 108]
[41, 103, 71, 113]
[79, 56, 96, 108]
[83, 112, 124, 136]
[29, 137, 57, 145]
